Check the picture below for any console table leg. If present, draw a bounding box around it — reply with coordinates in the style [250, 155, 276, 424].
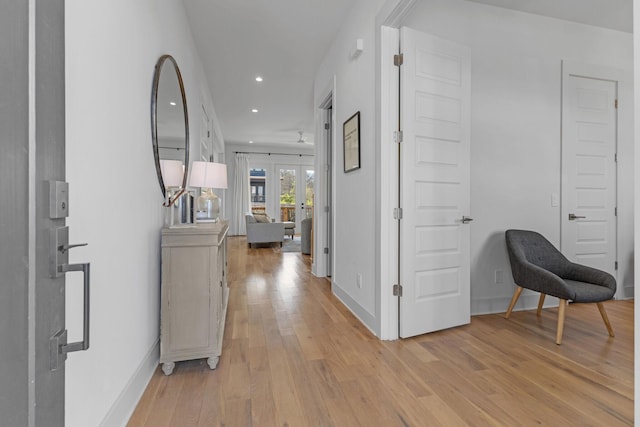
[207, 356, 219, 370]
[161, 362, 175, 376]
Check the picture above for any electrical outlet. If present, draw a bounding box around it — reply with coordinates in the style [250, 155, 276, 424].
[357, 273, 362, 288]
[495, 269, 504, 284]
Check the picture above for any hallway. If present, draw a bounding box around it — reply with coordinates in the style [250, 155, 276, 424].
[128, 236, 633, 426]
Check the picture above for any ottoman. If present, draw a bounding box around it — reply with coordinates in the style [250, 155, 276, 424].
[283, 221, 295, 238]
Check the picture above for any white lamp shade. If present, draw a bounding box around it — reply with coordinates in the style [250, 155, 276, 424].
[159, 159, 184, 188]
[188, 161, 228, 189]
[209, 162, 228, 189]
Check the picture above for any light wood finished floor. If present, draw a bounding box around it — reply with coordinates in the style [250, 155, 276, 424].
[128, 236, 634, 426]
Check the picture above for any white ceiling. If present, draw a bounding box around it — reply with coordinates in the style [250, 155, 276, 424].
[184, 0, 632, 149]
[183, 0, 357, 148]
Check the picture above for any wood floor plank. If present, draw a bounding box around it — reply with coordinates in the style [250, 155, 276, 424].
[129, 236, 634, 426]
[169, 360, 207, 427]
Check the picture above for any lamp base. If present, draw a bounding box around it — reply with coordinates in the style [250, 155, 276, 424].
[196, 218, 219, 223]
[195, 189, 220, 222]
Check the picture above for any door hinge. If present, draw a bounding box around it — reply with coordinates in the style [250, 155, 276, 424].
[207, 130, 210, 138]
[394, 53, 403, 66]
[393, 130, 403, 143]
[393, 284, 403, 296]
[393, 207, 403, 220]
[615, 207, 617, 216]
[324, 247, 329, 254]
[614, 153, 617, 163]
[615, 261, 618, 270]
[324, 123, 330, 130]
[615, 99, 618, 109]
[324, 205, 330, 213]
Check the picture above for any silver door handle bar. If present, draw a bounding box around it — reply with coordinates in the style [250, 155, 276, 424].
[568, 213, 586, 221]
[60, 262, 90, 353]
[462, 216, 474, 224]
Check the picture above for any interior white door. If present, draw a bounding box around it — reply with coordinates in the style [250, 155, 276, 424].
[399, 27, 471, 338]
[561, 74, 617, 276]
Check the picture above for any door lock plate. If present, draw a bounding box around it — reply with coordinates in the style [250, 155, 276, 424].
[50, 329, 68, 371]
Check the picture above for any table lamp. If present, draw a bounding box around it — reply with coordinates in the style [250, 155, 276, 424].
[188, 161, 228, 222]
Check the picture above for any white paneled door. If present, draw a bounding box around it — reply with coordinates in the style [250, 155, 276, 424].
[561, 72, 617, 277]
[399, 27, 471, 338]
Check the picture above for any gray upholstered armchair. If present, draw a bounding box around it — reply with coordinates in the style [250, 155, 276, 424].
[504, 229, 616, 344]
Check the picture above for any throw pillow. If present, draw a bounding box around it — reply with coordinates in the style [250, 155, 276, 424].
[254, 214, 271, 223]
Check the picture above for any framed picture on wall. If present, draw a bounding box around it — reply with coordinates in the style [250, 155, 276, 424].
[343, 111, 360, 173]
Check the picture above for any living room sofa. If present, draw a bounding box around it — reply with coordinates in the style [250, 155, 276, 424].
[245, 214, 284, 248]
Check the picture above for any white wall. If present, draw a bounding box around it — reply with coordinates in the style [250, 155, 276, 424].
[314, 0, 389, 334]
[225, 144, 314, 235]
[401, 0, 634, 313]
[315, 0, 634, 336]
[65, 1, 221, 425]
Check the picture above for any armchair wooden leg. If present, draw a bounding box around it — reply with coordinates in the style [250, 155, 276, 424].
[597, 302, 615, 337]
[537, 293, 546, 316]
[505, 286, 523, 319]
[556, 299, 567, 345]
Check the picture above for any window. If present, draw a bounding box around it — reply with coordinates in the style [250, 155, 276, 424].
[250, 168, 267, 214]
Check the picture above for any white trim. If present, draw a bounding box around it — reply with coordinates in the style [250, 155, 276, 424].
[376, 0, 417, 27]
[100, 340, 160, 427]
[332, 281, 377, 335]
[471, 293, 559, 316]
[375, 0, 415, 340]
[377, 26, 400, 340]
[313, 76, 336, 278]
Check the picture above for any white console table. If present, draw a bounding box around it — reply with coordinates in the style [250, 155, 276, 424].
[159, 221, 228, 375]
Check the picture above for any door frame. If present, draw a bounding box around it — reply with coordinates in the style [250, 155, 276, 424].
[376, 0, 417, 340]
[561, 60, 630, 298]
[313, 78, 337, 278]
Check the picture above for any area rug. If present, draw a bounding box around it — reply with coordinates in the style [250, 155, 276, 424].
[281, 236, 301, 253]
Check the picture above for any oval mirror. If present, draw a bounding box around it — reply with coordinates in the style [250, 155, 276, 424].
[151, 54, 189, 201]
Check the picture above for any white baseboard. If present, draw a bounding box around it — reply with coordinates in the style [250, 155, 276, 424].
[99, 340, 159, 427]
[331, 282, 378, 337]
[471, 292, 559, 316]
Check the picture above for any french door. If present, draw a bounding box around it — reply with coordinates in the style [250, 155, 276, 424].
[277, 165, 314, 233]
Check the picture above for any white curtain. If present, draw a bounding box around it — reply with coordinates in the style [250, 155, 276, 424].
[233, 153, 251, 235]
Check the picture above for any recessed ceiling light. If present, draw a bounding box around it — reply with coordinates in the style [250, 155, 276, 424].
[249, 140, 254, 144]
[169, 101, 177, 106]
[255, 76, 263, 82]
[251, 109, 258, 113]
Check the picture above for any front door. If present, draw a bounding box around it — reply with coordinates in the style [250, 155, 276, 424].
[1, 2, 85, 425]
[399, 27, 471, 338]
[561, 71, 617, 278]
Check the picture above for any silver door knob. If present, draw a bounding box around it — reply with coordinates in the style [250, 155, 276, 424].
[461, 216, 474, 224]
[568, 213, 586, 221]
